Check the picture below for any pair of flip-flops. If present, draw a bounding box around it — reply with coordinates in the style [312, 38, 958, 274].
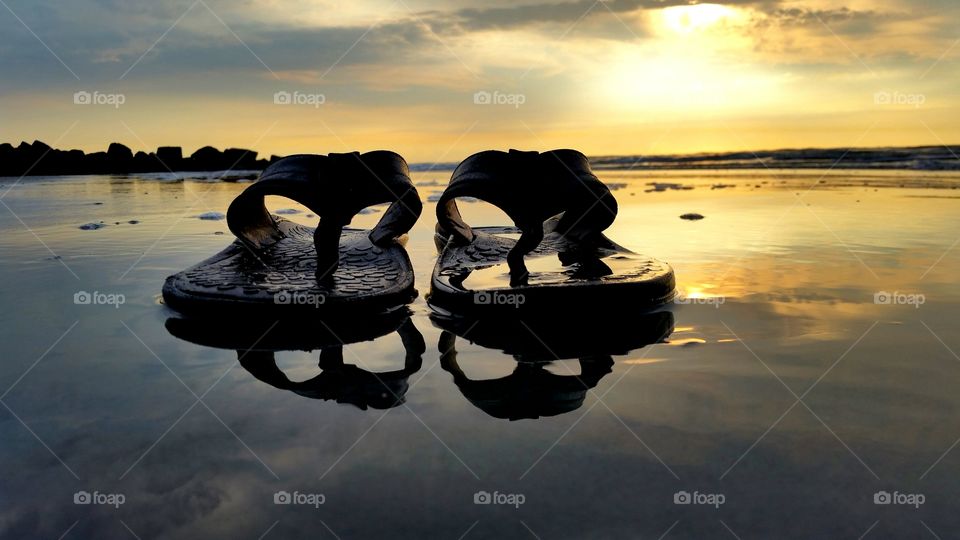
[162, 149, 675, 315]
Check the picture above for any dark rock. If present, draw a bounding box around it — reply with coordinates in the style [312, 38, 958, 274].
[0, 143, 13, 162]
[107, 143, 133, 161]
[157, 146, 182, 162]
[156, 146, 183, 169]
[85, 152, 110, 174]
[189, 146, 224, 171]
[148, 152, 169, 172]
[61, 149, 86, 172]
[107, 143, 134, 171]
[132, 151, 152, 172]
[31, 140, 52, 153]
[220, 172, 258, 182]
[680, 213, 705, 220]
[223, 148, 257, 170]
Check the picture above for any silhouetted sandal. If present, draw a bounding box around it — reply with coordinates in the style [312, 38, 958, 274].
[163, 151, 422, 314]
[429, 149, 675, 313]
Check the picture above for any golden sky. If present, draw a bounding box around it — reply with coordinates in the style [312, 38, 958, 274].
[0, 0, 957, 162]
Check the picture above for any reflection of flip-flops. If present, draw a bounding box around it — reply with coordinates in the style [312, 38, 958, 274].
[439, 331, 614, 421]
[163, 152, 422, 315]
[165, 314, 426, 410]
[429, 149, 675, 314]
[431, 310, 674, 362]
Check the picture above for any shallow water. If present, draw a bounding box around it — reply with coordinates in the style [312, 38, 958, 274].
[1, 169, 959, 539]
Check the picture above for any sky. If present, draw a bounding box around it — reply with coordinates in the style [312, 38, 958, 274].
[0, 0, 957, 162]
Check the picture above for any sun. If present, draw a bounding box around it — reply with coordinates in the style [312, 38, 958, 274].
[660, 3, 738, 34]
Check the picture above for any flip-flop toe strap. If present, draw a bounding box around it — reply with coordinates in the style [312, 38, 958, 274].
[436, 149, 617, 258]
[226, 151, 421, 275]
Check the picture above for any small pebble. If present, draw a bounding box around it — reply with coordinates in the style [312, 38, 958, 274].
[197, 212, 225, 220]
[79, 222, 107, 230]
[679, 213, 704, 221]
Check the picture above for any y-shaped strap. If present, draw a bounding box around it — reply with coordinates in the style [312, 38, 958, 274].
[227, 151, 422, 278]
[436, 149, 617, 280]
[237, 318, 426, 398]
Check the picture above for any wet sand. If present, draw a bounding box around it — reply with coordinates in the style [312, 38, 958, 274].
[1, 169, 959, 538]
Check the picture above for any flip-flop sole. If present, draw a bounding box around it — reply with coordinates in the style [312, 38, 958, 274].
[429, 226, 675, 314]
[163, 223, 416, 315]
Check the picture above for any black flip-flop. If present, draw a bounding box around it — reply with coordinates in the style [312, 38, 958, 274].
[163, 151, 422, 315]
[428, 149, 675, 314]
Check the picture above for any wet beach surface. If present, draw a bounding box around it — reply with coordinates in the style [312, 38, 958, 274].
[1, 169, 959, 539]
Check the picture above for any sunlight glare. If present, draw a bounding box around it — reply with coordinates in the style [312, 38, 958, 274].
[660, 3, 738, 34]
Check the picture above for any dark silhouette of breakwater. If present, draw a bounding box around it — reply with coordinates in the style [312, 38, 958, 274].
[0, 140, 279, 176]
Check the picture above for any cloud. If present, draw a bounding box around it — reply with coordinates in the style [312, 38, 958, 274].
[0, 0, 950, 90]
[764, 6, 895, 31]
[425, 0, 785, 33]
